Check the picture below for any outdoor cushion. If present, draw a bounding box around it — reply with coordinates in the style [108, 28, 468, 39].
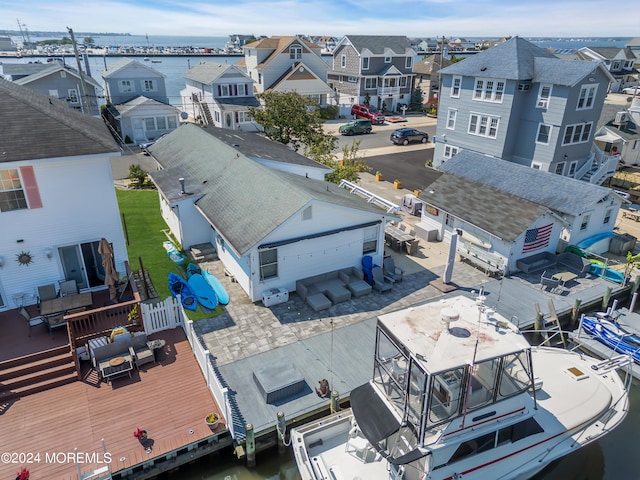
[306, 293, 332, 312]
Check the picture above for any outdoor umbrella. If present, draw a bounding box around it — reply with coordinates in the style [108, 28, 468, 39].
[99, 238, 119, 302]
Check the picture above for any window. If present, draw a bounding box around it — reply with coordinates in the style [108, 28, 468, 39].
[219, 85, 230, 96]
[348, 76, 357, 83]
[580, 214, 590, 231]
[362, 57, 369, 70]
[451, 76, 461, 98]
[633, 139, 640, 150]
[537, 84, 552, 108]
[167, 116, 177, 129]
[363, 225, 378, 254]
[562, 122, 592, 145]
[67, 89, 78, 104]
[446, 109, 457, 129]
[473, 78, 505, 102]
[0, 169, 28, 212]
[444, 145, 459, 159]
[341, 55, 346, 68]
[399, 77, 407, 87]
[568, 161, 577, 176]
[554, 162, 565, 175]
[536, 124, 551, 144]
[405, 56, 412, 69]
[365, 78, 377, 89]
[237, 111, 251, 123]
[259, 248, 278, 280]
[289, 45, 302, 60]
[445, 213, 454, 227]
[119, 80, 133, 93]
[143, 80, 156, 92]
[604, 208, 612, 224]
[612, 60, 621, 71]
[156, 117, 166, 130]
[468, 113, 500, 138]
[577, 85, 597, 110]
[384, 56, 391, 63]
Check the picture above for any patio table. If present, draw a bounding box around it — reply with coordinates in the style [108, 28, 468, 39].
[385, 225, 415, 252]
[552, 271, 578, 286]
[40, 291, 93, 316]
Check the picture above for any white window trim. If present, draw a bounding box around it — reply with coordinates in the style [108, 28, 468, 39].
[468, 113, 500, 138]
[562, 122, 593, 145]
[362, 57, 369, 70]
[405, 56, 412, 69]
[568, 161, 578, 176]
[537, 84, 552, 109]
[555, 162, 565, 175]
[341, 54, 346, 68]
[446, 109, 457, 130]
[451, 76, 461, 98]
[472, 78, 505, 102]
[443, 145, 459, 159]
[577, 84, 597, 110]
[365, 78, 377, 89]
[290, 45, 302, 60]
[400, 77, 407, 87]
[384, 56, 392, 63]
[536, 123, 551, 145]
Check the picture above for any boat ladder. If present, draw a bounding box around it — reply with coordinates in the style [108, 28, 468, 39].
[76, 439, 112, 480]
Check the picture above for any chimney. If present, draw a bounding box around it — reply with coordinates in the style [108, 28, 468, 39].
[179, 178, 185, 194]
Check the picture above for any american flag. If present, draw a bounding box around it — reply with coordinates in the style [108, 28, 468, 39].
[522, 223, 553, 253]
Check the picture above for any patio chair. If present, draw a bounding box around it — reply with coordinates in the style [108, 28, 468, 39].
[130, 334, 155, 368]
[45, 313, 66, 338]
[383, 257, 404, 283]
[37, 283, 57, 303]
[59, 279, 78, 296]
[362, 255, 374, 284]
[540, 271, 561, 294]
[19, 307, 45, 337]
[372, 266, 393, 292]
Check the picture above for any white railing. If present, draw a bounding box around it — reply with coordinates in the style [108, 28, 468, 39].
[338, 179, 400, 213]
[588, 147, 620, 185]
[378, 86, 400, 96]
[141, 296, 184, 334]
[182, 316, 237, 439]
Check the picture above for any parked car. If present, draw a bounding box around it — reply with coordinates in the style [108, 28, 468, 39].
[351, 104, 385, 124]
[339, 119, 372, 135]
[139, 133, 167, 154]
[390, 128, 429, 145]
[622, 86, 640, 95]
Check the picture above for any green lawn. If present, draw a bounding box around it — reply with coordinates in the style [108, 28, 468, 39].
[115, 188, 222, 320]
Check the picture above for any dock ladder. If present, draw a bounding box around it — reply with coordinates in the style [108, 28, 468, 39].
[533, 301, 566, 348]
[76, 439, 112, 480]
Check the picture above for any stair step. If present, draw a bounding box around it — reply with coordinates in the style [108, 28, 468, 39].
[0, 345, 71, 371]
[0, 362, 76, 391]
[189, 243, 218, 262]
[0, 353, 74, 382]
[0, 372, 77, 401]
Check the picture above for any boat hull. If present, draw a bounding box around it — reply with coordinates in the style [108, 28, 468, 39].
[168, 272, 197, 311]
[201, 269, 230, 305]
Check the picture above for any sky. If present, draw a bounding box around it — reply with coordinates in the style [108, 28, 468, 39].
[0, 0, 638, 38]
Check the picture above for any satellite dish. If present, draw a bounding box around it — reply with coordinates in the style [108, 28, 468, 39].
[180, 111, 188, 120]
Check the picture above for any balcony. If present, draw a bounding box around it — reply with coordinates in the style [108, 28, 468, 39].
[378, 86, 400, 96]
[579, 147, 620, 185]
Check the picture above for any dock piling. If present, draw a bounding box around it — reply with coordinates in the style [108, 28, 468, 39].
[246, 423, 256, 467]
[330, 390, 340, 413]
[277, 411, 286, 454]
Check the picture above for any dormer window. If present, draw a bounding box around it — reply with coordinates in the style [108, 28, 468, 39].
[537, 84, 552, 108]
[290, 44, 302, 60]
[384, 56, 392, 63]
[362, 57, 369, 70]
[405, 57, 412, 69]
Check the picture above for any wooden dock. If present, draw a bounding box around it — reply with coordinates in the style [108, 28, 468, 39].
[0, 327, 227, 479]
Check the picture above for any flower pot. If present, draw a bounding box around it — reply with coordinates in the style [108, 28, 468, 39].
[394, 180, 402, 189]
[205, 413, 219, 430]
[375, 173, 383, 182]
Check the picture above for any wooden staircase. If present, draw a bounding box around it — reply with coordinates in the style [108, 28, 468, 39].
[0, 345, 77, 402]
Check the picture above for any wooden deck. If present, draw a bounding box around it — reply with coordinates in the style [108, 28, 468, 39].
[0, 327, 225, 479]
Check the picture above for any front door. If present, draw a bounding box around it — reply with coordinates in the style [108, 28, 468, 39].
[132, 118, 146, 142]
[59, 245, 86, 290]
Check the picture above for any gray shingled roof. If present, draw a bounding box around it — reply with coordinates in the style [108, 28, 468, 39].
[112, 95, 178, 116]
[148, 124, 386, 256]
[597, 103, 638, 141]
[532, 57, 602, 87]
[101, 58, 166, 78]
[343, 35, 411, 55]
[183, 62, 248, 84]
[0, 78, 119, 163]
[440, 36, 557, 80]
[584, 46, 637, 60]
[438, 150, 612, 216]
[420, 174, 548, 242]
[1, 62, 51, 78]
[13, 63, 102, 89]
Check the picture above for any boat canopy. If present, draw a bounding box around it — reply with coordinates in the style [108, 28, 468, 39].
[351, 382, 401, 444]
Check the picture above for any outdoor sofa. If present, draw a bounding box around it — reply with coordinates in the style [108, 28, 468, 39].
[92, 339, 134, 383]
[296, 267, 371, 311]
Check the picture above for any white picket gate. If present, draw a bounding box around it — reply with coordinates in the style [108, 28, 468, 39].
[140, 296, 184, 334]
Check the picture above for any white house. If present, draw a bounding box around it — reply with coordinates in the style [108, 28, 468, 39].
[181, 61, 260, 131]
[417, 151, 623, 274]
[147, 124, 395, 302]
[0, 79, 127, 311]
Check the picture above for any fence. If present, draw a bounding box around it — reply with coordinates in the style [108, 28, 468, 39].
[141, 296, 184, 334]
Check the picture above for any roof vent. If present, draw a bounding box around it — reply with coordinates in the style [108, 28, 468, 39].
[179, 178, 185, 195]
[480, 67, 487, 71]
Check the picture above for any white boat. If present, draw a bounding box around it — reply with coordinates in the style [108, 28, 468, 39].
[291, 293, 631, 480]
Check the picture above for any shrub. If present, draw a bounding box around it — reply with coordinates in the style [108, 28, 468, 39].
[129, 165, 149, 189]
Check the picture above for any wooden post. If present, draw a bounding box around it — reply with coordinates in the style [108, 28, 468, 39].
[570, 298, 582, 327]
[277, 411, 286, 454]
[330, 390, 340, 413]
[602, 286, 612, 312]
[138, 256, 149, 300]
[246, 423, 256, 467]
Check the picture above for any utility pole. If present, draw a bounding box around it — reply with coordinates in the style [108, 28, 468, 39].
[67, 27, 91, 115]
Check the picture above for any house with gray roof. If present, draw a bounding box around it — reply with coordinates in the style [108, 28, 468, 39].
[433, 37, 618, 186]
[101, 58, 169, 105]
[593, 100, 639, 168]
[416, 150, 623, 274]
[2, 61, 102, 116]
[148, 124, 394, 302]
[0, 79, 127, 311]
[328, 35, 415, 114]
[181, 62, 260, 131]
[576, 46, 638, 92]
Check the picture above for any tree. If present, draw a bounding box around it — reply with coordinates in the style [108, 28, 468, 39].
[324, 141, 370, 184]
[249, 91, 327, 152]
[409, 86, 424, 111]
[83, 37, 95, 45]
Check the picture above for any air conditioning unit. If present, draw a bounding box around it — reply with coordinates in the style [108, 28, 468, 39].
[614, 111, 627, 124]
[518, 82, 531, 91]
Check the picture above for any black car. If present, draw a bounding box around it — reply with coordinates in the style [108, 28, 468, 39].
[390, 128, 429, 145]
